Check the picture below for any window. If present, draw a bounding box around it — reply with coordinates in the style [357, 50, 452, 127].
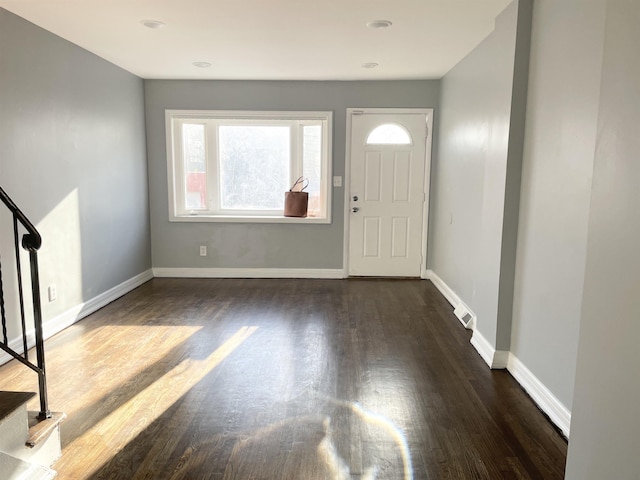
[366, 123, 412, 145]
[166, 110, 332, 223]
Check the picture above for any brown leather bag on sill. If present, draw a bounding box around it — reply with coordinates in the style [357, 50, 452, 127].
[284, 177, 309, 217]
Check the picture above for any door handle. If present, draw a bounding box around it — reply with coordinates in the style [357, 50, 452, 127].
[352, 207, 359, 213]
[353, 195, 359, 202]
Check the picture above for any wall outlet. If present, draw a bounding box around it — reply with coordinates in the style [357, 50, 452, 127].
[48, 285, 57, 302]
[199, 245, 207, 256]
[333, 176, 342, 187]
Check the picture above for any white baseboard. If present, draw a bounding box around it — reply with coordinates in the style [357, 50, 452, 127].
[425, 268, 571, 437]
[0, 269, 153, 367]
[153, 267, 344, 279]
[507, 354, 571, 438]
[469, 329, 509, 369]
[426, 270, 509, 368]
[0, 333, 36, 368]
[425, 269, 476, 330]
[424, 269, 458, 306]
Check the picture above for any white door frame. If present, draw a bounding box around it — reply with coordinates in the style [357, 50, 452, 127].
[343, 107, 434, 278]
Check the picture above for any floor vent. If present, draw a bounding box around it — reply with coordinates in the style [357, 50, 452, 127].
[454, 304, 474, 329]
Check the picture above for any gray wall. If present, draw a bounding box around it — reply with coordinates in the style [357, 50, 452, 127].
[429, 1, 530, 350]
[0, 8, 150, 336]
[144, 80, 439, 269]
[510, 1, 606, 409]
[566, 0, 640, 476]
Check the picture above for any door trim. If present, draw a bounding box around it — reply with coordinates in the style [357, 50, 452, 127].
[343, 108, 434, 278]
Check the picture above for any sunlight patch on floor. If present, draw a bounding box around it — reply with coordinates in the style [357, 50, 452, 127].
[64, 325, 258, 478]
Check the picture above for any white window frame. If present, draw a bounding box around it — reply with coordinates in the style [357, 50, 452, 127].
[166, 109, 333, 224]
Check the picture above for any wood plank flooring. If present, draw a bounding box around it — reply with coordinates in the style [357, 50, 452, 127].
[0, 279, 567, 479]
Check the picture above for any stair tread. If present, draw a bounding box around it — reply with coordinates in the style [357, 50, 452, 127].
[27, 411, 66, 448]
[0, 391, 36, 422]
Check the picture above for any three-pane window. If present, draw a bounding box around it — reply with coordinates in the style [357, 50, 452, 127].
[166, 110, 332, 222]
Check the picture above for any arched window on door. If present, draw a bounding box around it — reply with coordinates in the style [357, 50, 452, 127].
[366, 123, 412, 145]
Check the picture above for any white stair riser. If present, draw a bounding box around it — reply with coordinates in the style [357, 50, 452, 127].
[0, 407, 30, 457]
[0, 451, 57, 480]
[0, 401, 62, 473]
[15, 426, 62, 468]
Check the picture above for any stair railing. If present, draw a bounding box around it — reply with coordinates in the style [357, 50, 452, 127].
[0, 186, 50, 420]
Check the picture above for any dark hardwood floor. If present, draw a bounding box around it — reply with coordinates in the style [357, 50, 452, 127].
[0, 278, 567, 479]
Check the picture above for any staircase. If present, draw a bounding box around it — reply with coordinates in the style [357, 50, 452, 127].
[1, 187, 64, 478]
[0, 391, 65, 479]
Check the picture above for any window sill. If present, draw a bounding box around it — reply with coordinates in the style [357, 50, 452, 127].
[170, 214, 331, 224]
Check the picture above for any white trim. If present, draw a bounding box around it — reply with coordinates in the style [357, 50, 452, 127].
[507, 353, 571, 438]
[166, 109, 333, 120]
[348, 108, 436, 115]
[167, 215, 330, 224]
[344, 108, 433, 278]
[469, 329, 509, 369]
[420, 113, 434, 279]
[342, 111, 353, 277]
[425, 269, 571, 436]
[426, 269, 509, 367]
[493, 350, 510, 369]
[0, 269, 153, 367]
[152, 268, 344, 279]
[424, 269, 476, 330]
[424, 269, 459, 307]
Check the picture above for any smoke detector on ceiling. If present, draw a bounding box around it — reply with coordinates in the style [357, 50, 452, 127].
[366, 20, 393, 29]
[141, 20, 166, 29]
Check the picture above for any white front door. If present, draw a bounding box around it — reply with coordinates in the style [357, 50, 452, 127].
[347, 111, 429, 277]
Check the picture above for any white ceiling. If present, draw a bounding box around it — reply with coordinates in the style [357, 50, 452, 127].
[0, 0, 511, 80]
